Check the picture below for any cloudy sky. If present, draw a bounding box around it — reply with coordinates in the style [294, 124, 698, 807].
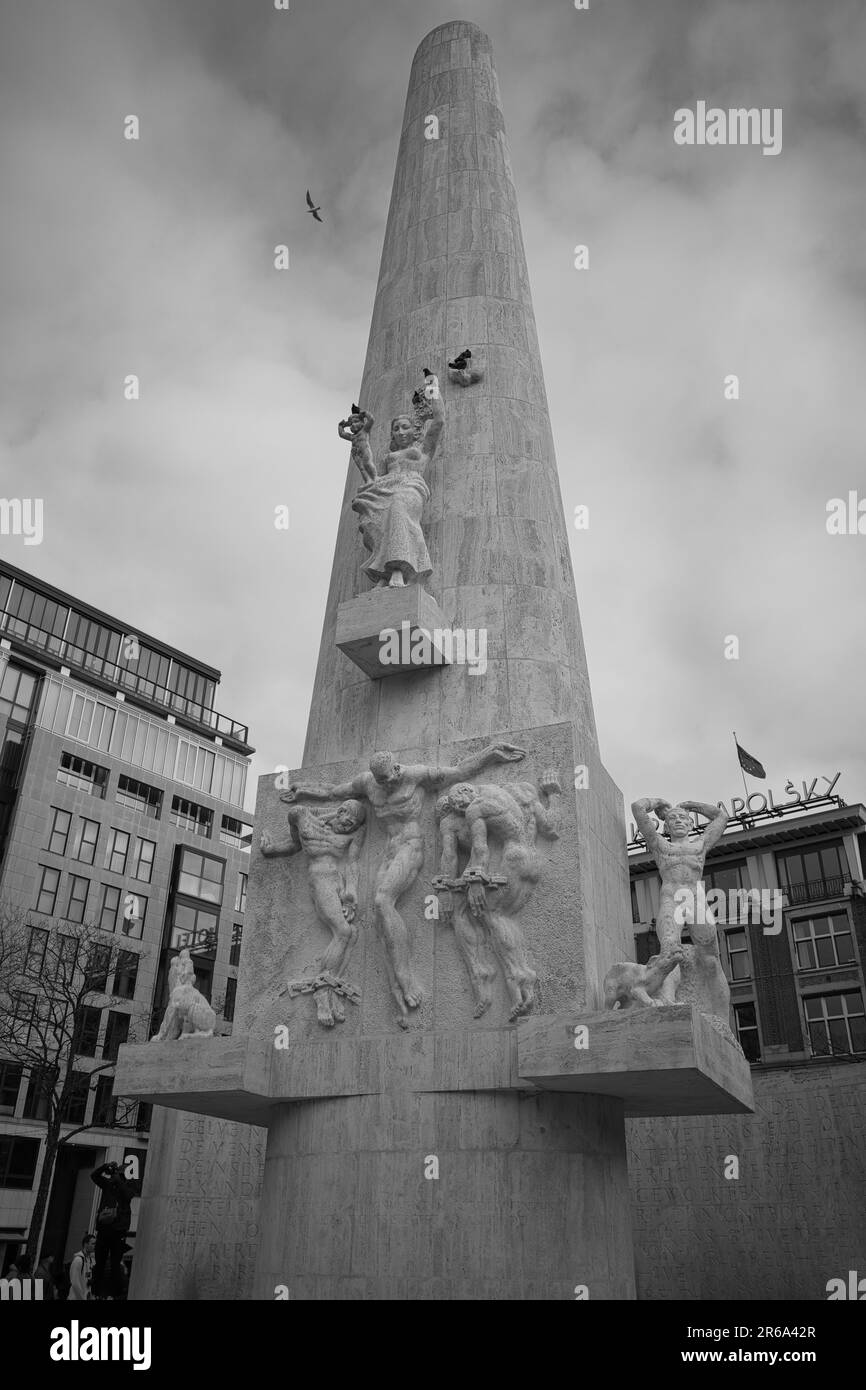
[1, 0, 864, 819]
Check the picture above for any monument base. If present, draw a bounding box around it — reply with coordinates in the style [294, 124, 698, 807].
[517, 1004, 754, 1116]
[335, 586, 454, 678]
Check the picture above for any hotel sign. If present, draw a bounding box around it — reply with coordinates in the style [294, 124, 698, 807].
[718, 772, 841, 820]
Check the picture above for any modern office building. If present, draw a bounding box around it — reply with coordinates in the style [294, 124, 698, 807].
[0, 560, 253, 1277]
[626, 789, 866, 1299]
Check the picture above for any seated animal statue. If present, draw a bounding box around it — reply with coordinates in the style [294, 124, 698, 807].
[151, 949, 216, 1040]
[602, 948, 685, 1010]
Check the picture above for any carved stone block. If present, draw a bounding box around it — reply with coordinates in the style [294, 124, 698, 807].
[335, 587, 454, 678]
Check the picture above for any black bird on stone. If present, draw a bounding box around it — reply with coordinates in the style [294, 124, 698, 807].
[448, 349, 472, 370]
[306, 191, 323, 223]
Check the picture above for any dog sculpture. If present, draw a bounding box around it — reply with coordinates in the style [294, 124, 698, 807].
[151, 949, 216, 1040]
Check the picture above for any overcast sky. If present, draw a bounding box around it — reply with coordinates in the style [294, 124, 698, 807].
[1, 0, 864, 819]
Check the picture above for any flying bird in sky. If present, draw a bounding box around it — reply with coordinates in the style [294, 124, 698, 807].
[306, 191, 323, 222]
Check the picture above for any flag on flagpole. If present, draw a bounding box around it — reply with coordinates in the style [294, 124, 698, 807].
[736, 741, 766, 779]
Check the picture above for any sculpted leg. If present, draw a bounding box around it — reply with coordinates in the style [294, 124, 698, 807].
[374, 836, 424, 1020]
[451, 902, 496, 1017]
[310, 875, 358, 979]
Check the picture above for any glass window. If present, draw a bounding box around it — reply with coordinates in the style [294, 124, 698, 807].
[0, 663, 39, 721]
[224, 976, 237, 1023]
[132, 837, 156, 883]
[792, 913, 856, 970]
[65, 874, 90, 924]
[703, 861, 746, 894]
[235, 872, 247, 915]
[10, 992, 37, 1045]
[22, 1064, 57, 1121]
[0, 1136, 41, 1189]
[220, 815, 252, 851]
[56, 751, 108, 798]
[230, 923, 243, 968]
[114, 950, 139, 1000]
[36, 865, 60, 915]
[777, 841, 848, 904]
[73, 1005, 101, 1057]
[178, 849, 224, 903]
[47, 807, 71, 855]
[93, 1076, 116, 1127]
[170, 901, 218, 955]
[170, 795, 212, 838]
[804, 990, 866, 1057]
[25, 926, 49, 977]
[61, 1072, 90, 1125]
[72, 818, 99, 865]
[103, 1011, 130, 1061]
[54, 934, 79, 983]
[87, 942, 111, 992]
[120, 892, 146, 939]
[0, 1062, 23, 1116]
[104, 828, 130, 875]
[116, 774, 162, 819]
[99, 883, 121, 933]
[722, 929, 751, 982]
[734, 1001, 761, 1062]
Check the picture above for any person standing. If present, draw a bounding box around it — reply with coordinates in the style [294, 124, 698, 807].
[67, 1234, 95, 1301]
[90, 1161, 136, 1299]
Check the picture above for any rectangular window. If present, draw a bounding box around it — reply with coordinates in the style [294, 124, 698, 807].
[136, 1102, 152, 1132]
[23, 1065, 56, 1121]
[104, 828, 130, 875]
[87, 942, 112, 993]
[178, 848, 224, 904]
[224, 976, 237, 1023]
[0, 1136, 41, 1189]
[61, 1072, 90, 1126]
[703, 861, 747, 894]
[132, 836, 156, 883]
[25, 926, 49, 978]
[733, 1001, 761, 1063]
[0, 662, 39, 721]
[220, 815, 252, 851]
[56, 751, 108, 798]
[230, 923, 243, 968]
[65, 874, 90, 924]
[804, 990, 866, 1057]
[73, 1004, 101, 1057]
[792, 912, 856, 971]
[72, 817, 99, 865]
[47, 807, 72, 856]
[170, 901, 218, 955]
[235, 872, 248, 915]
[114, 950, 139, 1000]
[11, 992, 37, 1045]
[777, 841, 849, 905]
[93, 1075, 116, 1127]
[103, 1010, 130, 1062]
[170, 795, 212, 837]
[116, 774, 163, 819]
[0, 1062, 23, 1116]
[54, 934, 79, 983]
[120, 892, 146, 940]
[722, 929, 751, 982]
[36, 865, 60, 915]
[99, 883, 121, 933]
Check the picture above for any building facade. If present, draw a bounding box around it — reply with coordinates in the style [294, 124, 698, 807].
[627, 795, 866, 1298]
[0, 560, 253, 1278]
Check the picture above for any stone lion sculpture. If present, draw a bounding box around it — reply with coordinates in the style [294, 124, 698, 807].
[602, 949, 685, 1011]
[150, 949, 216, 1041]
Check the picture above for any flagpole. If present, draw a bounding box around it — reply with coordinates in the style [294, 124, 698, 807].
[733, 730, 750, 805]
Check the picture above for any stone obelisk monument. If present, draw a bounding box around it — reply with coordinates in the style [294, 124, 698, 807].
[118, 22, 751, 1300]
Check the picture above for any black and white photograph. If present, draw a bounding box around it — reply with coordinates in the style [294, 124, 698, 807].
[0, 0, 864, 1348]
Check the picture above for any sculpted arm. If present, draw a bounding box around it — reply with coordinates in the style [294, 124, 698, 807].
[282, 774, 369, 804]
[421, 742, 526, 791]
[533, 770, 562, 841]
[341, 822, 366, 921]
[631, 797, 666, 854]
[681, 800, 728, 852]
[419, 392, 445, 463]
[260, 813, 303, 859]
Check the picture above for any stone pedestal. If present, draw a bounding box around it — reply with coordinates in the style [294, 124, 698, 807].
[336, 587, 454, 678]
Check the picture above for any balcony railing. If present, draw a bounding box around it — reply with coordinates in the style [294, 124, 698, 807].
[0, 612, 249, 746]
[783, 875, 850, 905]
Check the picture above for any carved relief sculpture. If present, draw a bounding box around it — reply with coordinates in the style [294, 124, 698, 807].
[151, 949, 217, 1041]
[284, 742, 525, 1026]
[433, 770, 561, 1020]
[350, 372, 444, 590]
[337, 406, 376, 485]
[261, 800, 367, 1027]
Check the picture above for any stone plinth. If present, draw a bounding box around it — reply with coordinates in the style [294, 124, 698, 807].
[517, 1005, 754, 1117]
[336, 587, 454, 678]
